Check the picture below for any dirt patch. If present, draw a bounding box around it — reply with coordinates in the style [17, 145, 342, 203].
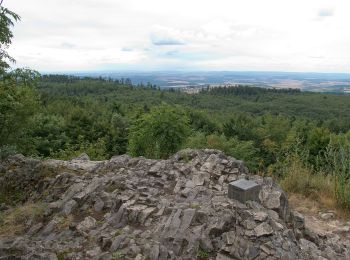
[289, 194, 350, 240]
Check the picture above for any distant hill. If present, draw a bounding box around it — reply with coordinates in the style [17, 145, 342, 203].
[66, 71, 350, 93]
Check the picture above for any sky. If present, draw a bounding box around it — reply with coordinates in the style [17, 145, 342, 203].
[5, 0, 350, 72]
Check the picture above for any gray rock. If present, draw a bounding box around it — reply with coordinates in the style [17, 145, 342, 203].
[228, 179, 261, 203]
[62, 199, 78, 215]
[94, 197, 105, 212]
[73, 153, 90, 161]
[110, 235, 127, 251]
[254, 222, 274, 237]
[253, 211, 268, 222]
[260, 182, 289, 221]
[320, 212, 335, 221]
[149, 244, 159, 260]
[0, 149, 349, 260]
[86, 246, 102, 258]
[291, 210, 305, 230]
[77, 216, 97, 233]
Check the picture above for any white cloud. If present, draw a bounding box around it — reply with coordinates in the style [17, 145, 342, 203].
[4, 0, 350, 72]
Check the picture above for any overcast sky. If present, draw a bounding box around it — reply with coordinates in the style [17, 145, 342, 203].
[5, 0, 350, 72]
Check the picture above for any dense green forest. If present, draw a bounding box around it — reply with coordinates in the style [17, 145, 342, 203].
[1, 5, 350, 209]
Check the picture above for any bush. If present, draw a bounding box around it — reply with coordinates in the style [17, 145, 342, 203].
[184, 133, 260, 172]
[128, 104, 190, 159]
[0, 145, 17, 159]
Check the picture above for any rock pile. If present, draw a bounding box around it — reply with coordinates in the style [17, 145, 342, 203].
[0, 149, 349, 259]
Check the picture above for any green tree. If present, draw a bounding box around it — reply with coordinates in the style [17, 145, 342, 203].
[128, 104, 190, 159]
[223, 114, 256, 141]
[0, 4, 40, 156]
[0, 69, 40, 151]
[106, 112, 129, 156]
[0, 3, 20, 74]
[187, 110, 218, 134]
[183, 132, 260, 171]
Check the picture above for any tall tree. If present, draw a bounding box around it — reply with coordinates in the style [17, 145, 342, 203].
[0, 1, 20, 75]
[0, 3, 40, 156]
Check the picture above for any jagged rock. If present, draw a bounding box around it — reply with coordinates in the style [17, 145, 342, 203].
[110, 234, 127, 251]
[291, 211, 305, 230]
[253, 211, 268, 222]
[0, 149, 349, 259]
[73, 153, 90, 161]
[320, 212, 335, 221]
[77, 216, 97, 233]
[259, 179, 290, 221]
[254, 222, 274, 237]
[62, 199, 78, 216]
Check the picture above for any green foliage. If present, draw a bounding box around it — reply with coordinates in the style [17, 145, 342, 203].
[107, 113, 129, 156]
[51, 136, 107, 161]
[323, 132, 350, 208]
[223, 113, 256, 141]
[0, 144, 17, 159]
[0, 6, 41, 156]
[184, 132, 260, 171]
[112, 251, 125, 260]
[128, 104, 190, 159]
[0, 5, 20, 73]
[197, 248, 210, 259]
[188, 110, 218, 134]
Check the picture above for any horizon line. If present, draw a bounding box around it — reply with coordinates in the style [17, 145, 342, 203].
[39, 69, 350, 75]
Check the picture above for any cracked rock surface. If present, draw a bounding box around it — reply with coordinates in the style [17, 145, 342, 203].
[0, 149, 350, 259]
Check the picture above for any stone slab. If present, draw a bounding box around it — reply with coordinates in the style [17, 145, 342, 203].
[228, 179, 261, 203]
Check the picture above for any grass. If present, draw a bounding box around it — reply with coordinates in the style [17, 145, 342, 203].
[280, 159, 333, 199]
[189, 203, 201, 209]
[112, 251, 125, 260]
[56, 215, 74, 230]
[0, 189, 26, 205]
[279, 157, 350, 219]
[0, 202, 47, 236]
[197, 249, 211, 259]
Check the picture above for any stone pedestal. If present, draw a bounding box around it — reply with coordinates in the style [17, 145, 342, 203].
[228, 179, 261, 203]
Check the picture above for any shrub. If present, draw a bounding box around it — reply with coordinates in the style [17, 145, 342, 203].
[0, 145, 17, 159]
[128, 104, 190, 159]
[184, 133, 260, 172]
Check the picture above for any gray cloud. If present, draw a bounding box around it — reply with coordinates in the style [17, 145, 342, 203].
[151, 37, 185, 46]
[150, 29, 185, 46]
[121, 47, 133, 52]
[60, 42, 76, 49]
[318, 8, 334, 17]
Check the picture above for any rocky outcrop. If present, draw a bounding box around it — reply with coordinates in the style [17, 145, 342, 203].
[0, 149, 349, 259]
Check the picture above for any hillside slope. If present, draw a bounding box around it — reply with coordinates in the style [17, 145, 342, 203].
[0, 149, 349, 259]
